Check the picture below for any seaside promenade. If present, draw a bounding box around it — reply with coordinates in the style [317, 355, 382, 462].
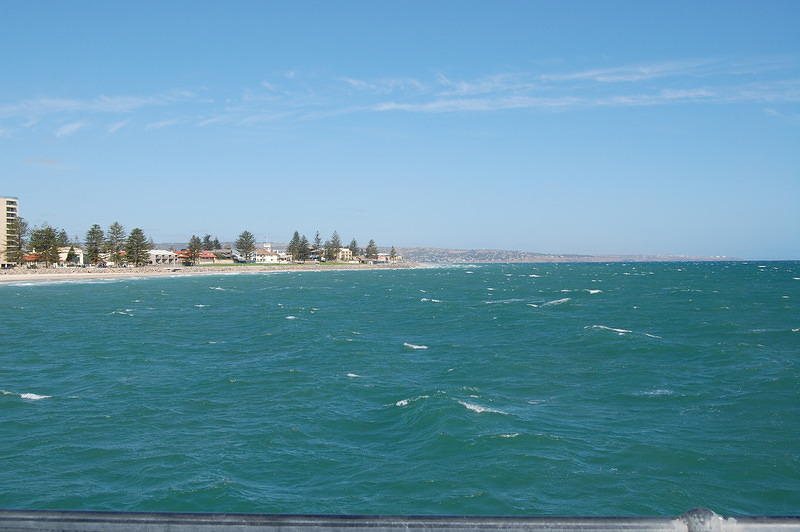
[0, 262, 420, 284]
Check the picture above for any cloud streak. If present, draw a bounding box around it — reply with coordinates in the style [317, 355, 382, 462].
[55, 121, 86, 137]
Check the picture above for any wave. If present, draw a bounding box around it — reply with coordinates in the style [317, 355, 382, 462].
[540, 298, 571, 307]
[458, 400, 507, 415]
[395, 395, 429, 407]
[403, 342, 428, 350]
[586, 325, 632, 335]
[346, 373, 361, 378]
[285, 315, 298, 320]
[3, 390, 51, 400]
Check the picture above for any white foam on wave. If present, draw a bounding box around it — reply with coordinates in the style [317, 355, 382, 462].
[458, 400, 507, 415]
[395, 395, 429, 407]
[20, 393, 51, 400]
[110, 310, 134, 316]
[586, 289, 602, 294]
[346, 373, 361, 378]
[1, 390, 14, 395]
[587, 325, 632, 335]
[642, 389, 674, 396]
[540, 298, 571, 307]
[285, 315, 298, 320]
[497, 433, 519, 438]
[792, 328, 799, 333]
[210, 286, 226, 291]
[484, 298, 525, 305]
[529, 274, 541, 278]
[403, 342, 428, 350]
[194, 304, 208, 308]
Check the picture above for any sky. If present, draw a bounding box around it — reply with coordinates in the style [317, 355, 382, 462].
[1, 1, 798, 259]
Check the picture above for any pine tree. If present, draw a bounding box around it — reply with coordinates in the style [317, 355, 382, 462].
[201, 234, 213, 250]
[235, 230, 256, 261]
[56, 229, 69, 247]
[66, 246, 78, 264]
[6, 217, 29, 265]
[299, 235, 310, 260]
[348, 238, 359, 256]
[85, 224, 105, 265]
[125, 228, 151, 266]
[390, 247, 397, 261]
[287, 231, 301, 260]
[105, 222, 127, 266]
[326, 230, 342, 261]
[212, 237, 221, 249]
[313, 231, 322, 253]
[365, 239, 378, 259]
[188, 235, 202, 265]
[30, 225, 60, 266]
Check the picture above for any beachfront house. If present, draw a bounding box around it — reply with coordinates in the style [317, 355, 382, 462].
[148, 249, 181, 265]
[57, 246, 84, 266]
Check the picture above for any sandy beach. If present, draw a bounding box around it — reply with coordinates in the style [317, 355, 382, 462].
[0, 262, 421, 284]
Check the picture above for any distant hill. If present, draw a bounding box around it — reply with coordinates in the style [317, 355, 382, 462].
[392, 247, 731, 263]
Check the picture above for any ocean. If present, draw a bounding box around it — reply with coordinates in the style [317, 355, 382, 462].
[0, 262, 798, 516]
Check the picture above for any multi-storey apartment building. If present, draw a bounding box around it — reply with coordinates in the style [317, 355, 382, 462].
[1, 196, 19, 267]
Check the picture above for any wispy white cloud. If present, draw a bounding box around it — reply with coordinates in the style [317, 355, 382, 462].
[373, 96, 582, 113]
[108, 120, 130, 133]
[145, 119, 179, 130]
[0, 89, 199, 119]
[55, 121, 85, 137]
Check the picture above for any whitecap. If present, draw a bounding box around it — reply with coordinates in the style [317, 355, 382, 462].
[540, 297, 571, 307]
[487, 287, 495, 291]
[403, 342, 428, 350]
[285, 315, 298, 320]
[1, 390, 14, 395]
[792, 328, 799, 333]
[585, 289, 602, 294]
[420, 298, 430, 302]
[346, 373, 361, 378]
[210, 286, 226, 291]
[586, 325, 632, 335]
[20, 393, 51, 400]
[529, 274, 541, 278]
[458, 400, 506, 415]
[498, 433, 519, 438]
[194, 304, 208, 308]
[527, 399, 546, 405]
[526, 303, 539, 308]
[643, 389, 674, 396]
[395, 395, 429, 407]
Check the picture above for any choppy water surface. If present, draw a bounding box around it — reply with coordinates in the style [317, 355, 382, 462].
[1, 262, 798, 515]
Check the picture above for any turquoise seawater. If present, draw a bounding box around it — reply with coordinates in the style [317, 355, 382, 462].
[1, 262, 798, 516]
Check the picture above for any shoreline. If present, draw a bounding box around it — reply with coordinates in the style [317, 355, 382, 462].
[0, 262, 422, 284]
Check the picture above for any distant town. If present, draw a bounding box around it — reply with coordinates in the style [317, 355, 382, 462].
[1, 195, 734, 271]
[0, 196, 402, 269]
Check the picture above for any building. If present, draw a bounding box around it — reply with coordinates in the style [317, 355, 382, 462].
[0, 196, 19, 267]
[148, 249, 181, 265]
[337, 247, 353, 262]
[57, 246, 84, 266]
[254, 246, 288, 263]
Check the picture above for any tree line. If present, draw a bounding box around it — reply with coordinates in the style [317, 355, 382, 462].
[7, 218, 153, 267]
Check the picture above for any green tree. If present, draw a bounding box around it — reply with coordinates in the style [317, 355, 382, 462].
[56, 229, 69, 247]
[212, 237, 221, 249]
[324, 230, 342, 261]
[105, 222, 127, 266]
[312, 231, 322, 252]
[30, 225, 60, 266]
[187, 235, 202, 265]
[65, 246, 78, 264]
[287, 231, 301, 260]
[348, 238, 359, 256]
[365, 239, 378, 259]
[235, 230, 256, 261]
[201, 234, 213, 250]
[85, 224, 105, 265]
[125, 228, 151, 266]
[390, 247, 397, 261]
[6, 217, 29, 265]
[299, 235, 310, 260]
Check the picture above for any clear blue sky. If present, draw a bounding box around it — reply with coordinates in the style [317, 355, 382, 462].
[1, 1, 798, 258]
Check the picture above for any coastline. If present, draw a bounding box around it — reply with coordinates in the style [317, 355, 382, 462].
[0, 262, 422, 284]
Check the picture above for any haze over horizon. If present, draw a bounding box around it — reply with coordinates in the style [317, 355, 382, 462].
[1, 1, 798, 260]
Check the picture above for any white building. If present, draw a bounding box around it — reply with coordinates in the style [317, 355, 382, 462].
[57, 246, 84, 266]
[1, 196, 19, 267]
[148, 249, 181, 265]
